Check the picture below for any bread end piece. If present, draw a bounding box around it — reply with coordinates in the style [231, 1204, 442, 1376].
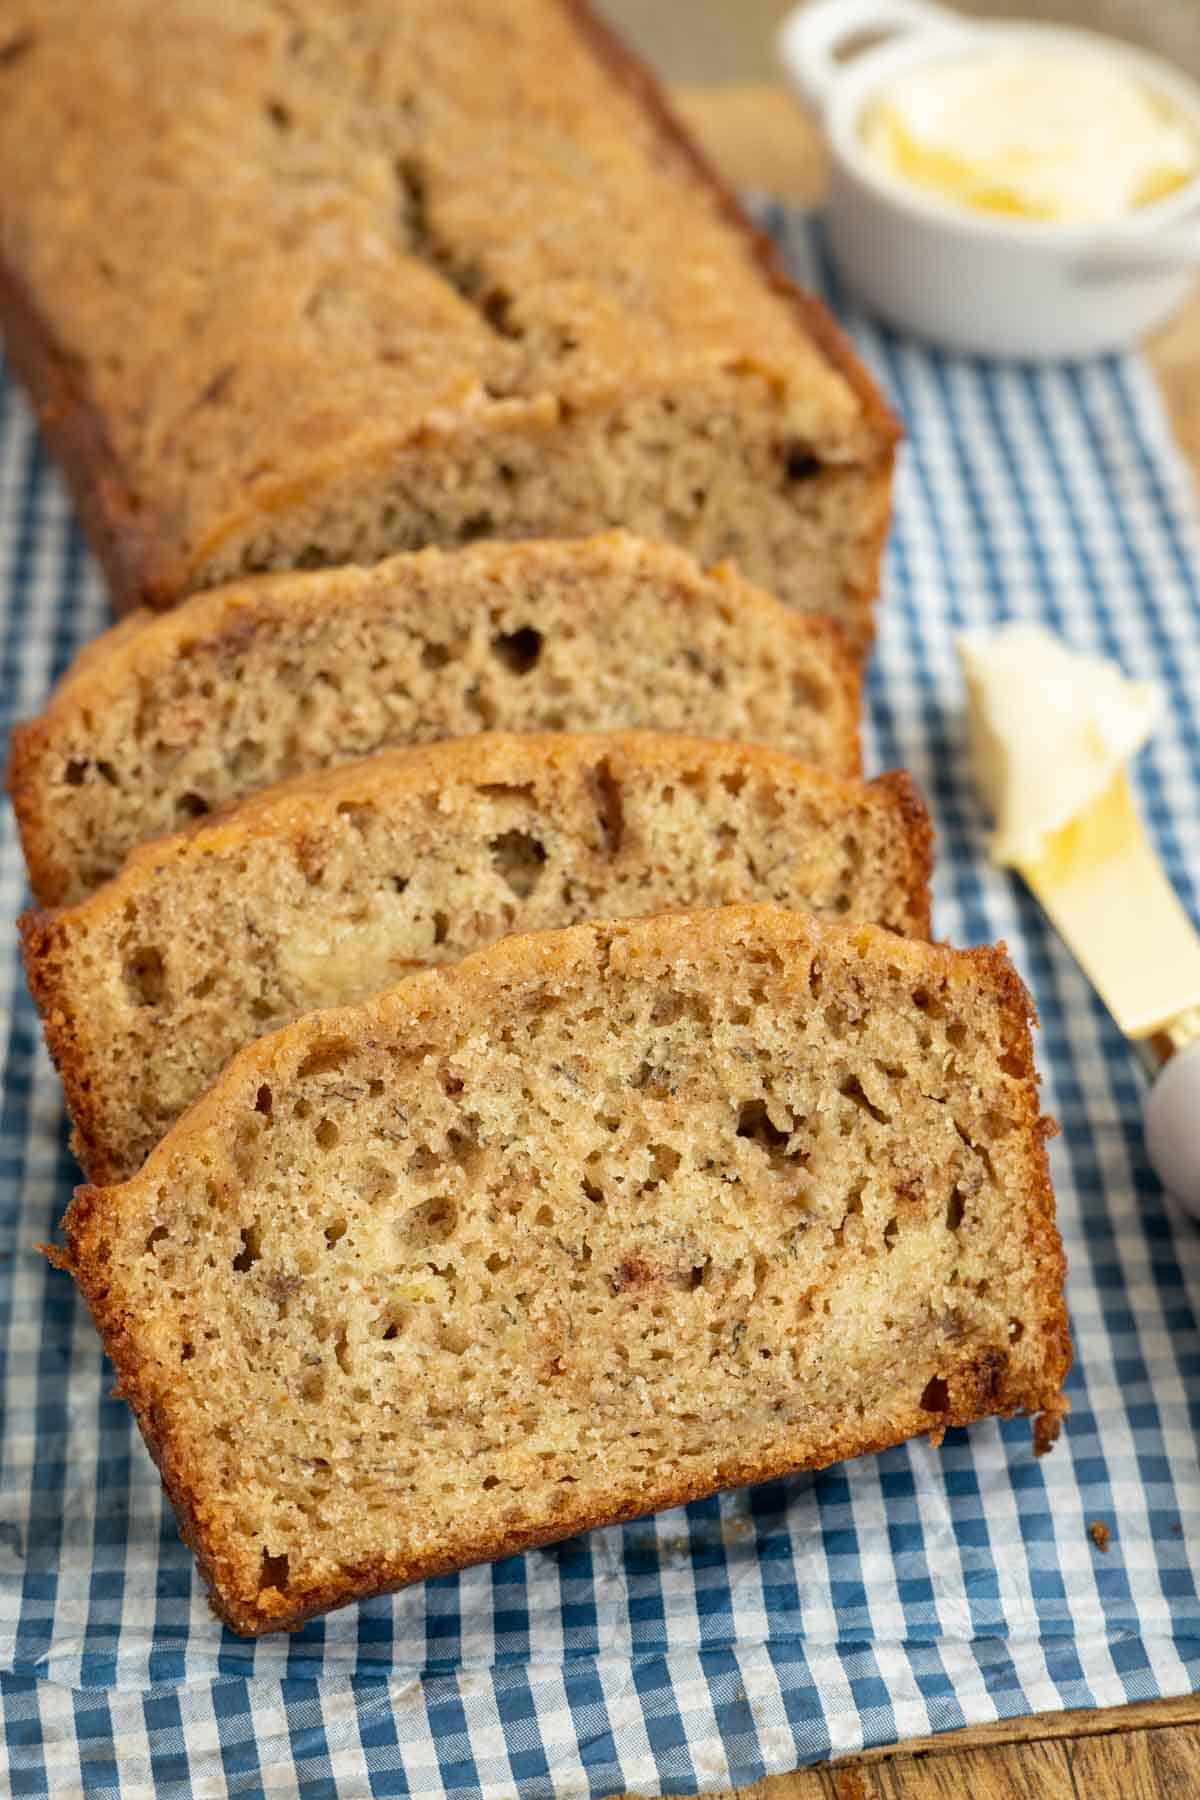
[0, 5, 897, 635]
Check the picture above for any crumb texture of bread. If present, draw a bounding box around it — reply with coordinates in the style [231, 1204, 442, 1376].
[23, 734, 932, 1182]
[60, 906, 1069, 1636]
[7, 534, 861, 907]
[0, 1, 895, 634]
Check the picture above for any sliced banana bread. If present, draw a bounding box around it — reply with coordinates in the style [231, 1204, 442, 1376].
[0, 0, 896, 633]
[23, 732, 931, 1184]
[53, 905, 1070, 1636]
[7, 533, 861, 908]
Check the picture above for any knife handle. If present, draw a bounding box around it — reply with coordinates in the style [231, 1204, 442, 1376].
[1146, 1040, 1200, 1220]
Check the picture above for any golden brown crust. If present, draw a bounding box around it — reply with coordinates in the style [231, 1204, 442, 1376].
[866, 768, 935, 939]
[20, 909, 116, 1184]
[53, 907, 1069, 1633]
[921, 936, 1073, 1424]
[5, 713, 65, 908]
[0, 260, 179, 610]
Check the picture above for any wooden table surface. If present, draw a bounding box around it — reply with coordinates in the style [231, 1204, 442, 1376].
[673, 78, 1200, 1800]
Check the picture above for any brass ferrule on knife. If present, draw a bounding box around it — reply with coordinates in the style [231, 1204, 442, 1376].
[1141, 1004, 1200, 1076]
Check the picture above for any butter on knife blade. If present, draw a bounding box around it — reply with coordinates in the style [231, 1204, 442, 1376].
[1020, 772, 1200, 1042]
[960, 623, 1200, 1212]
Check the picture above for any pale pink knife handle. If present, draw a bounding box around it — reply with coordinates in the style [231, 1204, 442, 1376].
[1145, 1040, 1200, 1219]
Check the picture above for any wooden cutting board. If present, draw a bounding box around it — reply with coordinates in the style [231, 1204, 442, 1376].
[673, 78, 1200, 1800]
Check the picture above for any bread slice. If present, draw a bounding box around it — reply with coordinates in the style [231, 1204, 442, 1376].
[53, 904, 1070, 1636]
[7, 533, 861, 908]
[22, 732, 932, 1184]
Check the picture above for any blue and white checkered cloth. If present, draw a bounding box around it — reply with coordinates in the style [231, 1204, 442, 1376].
[2, 208, 1199, 1795]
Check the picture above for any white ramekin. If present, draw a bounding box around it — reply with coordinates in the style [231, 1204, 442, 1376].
[776, 0, 1200, 359]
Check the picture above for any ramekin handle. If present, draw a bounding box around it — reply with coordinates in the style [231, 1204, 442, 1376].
[776, 0, 964, 120]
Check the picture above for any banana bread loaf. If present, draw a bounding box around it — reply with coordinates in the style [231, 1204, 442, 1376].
[7, 533, 861, 908]
[0, 2, 897, 640]
[23, 732, 932, 1182]
[53, 905, 1070, 1636]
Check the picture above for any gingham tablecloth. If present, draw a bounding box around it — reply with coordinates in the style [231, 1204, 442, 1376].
[2, 210, 1199, 1796]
